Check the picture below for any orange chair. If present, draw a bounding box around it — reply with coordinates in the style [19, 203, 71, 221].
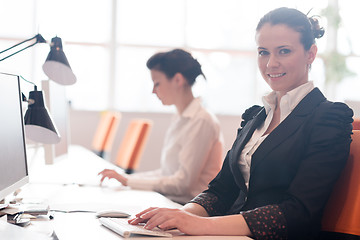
[115, 119, 153, 174]
[91, 111, 121, 158]
[321, 130, 360, 239]
[353, 118, 360, 130]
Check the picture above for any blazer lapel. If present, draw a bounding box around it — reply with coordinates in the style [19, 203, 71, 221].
[250, 88, 326, 173]
[232, 108, 266, 161]
[230, 108, 267, 189]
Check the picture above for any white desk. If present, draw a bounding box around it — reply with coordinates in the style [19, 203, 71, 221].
[11, 145, 252, 240]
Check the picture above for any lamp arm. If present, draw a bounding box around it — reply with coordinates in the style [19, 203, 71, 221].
[0, 34, 46, 62]
[19, 75, 38, 103]
[20, 75, 37, 89]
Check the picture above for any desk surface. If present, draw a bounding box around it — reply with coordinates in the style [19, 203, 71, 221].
[12, 145, 252, 240]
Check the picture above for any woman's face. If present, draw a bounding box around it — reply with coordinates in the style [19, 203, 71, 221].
[150, 69, 177, 106]
[255, 23, 317, 95]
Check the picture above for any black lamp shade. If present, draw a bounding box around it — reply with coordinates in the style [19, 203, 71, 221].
[42, 36, 76, 85]
[24, 90, 61, 144]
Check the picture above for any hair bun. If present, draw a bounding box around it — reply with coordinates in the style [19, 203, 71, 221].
[309, 17, 325, 39]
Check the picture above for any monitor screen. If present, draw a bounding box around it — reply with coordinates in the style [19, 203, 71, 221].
[0, 72, 29, 203]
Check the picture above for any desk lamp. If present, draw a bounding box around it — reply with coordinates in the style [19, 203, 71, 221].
[23, 84, 60, 144]
[0, 33, 75, 144]
[42, 36, 77, 85]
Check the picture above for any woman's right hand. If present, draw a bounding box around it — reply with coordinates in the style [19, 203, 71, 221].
[98, 169, 128, 186]
[129, 205, 252, 237]
[128, 207, 210, 236]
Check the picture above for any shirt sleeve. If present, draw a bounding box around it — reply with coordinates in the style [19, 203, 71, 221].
[190, 192, 228, 216]
[241, 205, 287, 239]
[127, 169, 162, 191]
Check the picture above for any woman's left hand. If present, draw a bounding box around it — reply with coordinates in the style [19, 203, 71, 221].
[129, 207, 210, 235]
[98, 169, 128, 186]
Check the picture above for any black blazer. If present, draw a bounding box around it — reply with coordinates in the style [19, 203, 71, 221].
[200, 88, 353, 239]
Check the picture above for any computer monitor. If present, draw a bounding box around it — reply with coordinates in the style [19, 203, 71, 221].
[0, 72, 29, 206]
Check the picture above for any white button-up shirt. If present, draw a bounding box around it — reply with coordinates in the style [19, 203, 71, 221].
[128, 98, 224, 204]
[239, 82, 315, 189]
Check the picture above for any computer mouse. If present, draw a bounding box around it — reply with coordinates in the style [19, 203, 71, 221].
[95, 210, 131, 218]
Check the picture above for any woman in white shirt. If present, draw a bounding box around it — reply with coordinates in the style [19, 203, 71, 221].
[98, 49, 224, 204]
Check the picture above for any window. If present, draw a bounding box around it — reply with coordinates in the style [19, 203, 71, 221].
[0, 0, 358, 115]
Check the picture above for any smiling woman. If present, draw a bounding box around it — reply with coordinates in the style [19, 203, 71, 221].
[128, 8, 354, 240]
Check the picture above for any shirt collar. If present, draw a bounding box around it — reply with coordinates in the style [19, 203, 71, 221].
[262, 81, 314, 116]
[180, 97, 202, 118]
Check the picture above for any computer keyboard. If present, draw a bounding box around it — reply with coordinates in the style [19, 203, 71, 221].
[99, 217, 173, 238]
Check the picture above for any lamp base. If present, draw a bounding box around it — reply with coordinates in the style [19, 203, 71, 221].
[43, 144, 55, 165]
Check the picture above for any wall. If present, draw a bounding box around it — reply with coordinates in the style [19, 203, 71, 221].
[69, 109, 242, 172]
[345, 100, 360, 118]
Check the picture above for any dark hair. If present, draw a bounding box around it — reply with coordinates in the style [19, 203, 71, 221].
[256, 7, 325, 50]
[146, 49, 205, 86]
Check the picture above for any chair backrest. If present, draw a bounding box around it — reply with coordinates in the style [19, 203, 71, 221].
[91, 111, 121, 158]
[115, 119, 153, 174]
[353, 118, 360, 130]
[321, 130, 360, 236]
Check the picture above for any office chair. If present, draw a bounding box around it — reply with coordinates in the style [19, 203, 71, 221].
[353, 118, 360, 130]
[115, 119, 153, 174]
[321, 130, 360, 239]
[91, 111, 121, 158]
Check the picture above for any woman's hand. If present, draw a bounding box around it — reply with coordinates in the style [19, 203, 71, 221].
[128, 207, 210, 235]
[98, 169, 128, 186]
[129, 205, 252, 237]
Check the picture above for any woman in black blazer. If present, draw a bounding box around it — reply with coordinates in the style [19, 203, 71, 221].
[129, 7, 354, 240]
